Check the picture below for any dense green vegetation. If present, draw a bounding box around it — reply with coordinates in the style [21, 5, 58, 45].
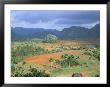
[60, 54, 79, 68]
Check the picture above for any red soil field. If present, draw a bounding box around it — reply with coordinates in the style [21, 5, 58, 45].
[25, 50, 82, 65]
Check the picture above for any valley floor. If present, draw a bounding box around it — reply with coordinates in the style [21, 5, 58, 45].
[11, 40, 100, 77]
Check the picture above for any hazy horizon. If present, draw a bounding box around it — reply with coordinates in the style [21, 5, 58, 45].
[11, 10, 100, 31]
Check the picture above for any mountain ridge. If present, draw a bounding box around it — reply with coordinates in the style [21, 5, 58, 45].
[11, 24, 100, 41]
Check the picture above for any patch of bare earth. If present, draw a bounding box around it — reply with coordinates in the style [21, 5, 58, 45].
[24, 50, 82, 65]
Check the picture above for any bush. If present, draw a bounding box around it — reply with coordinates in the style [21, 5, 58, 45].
[48, 49, 60, 53]
[70, 47, 81, 50]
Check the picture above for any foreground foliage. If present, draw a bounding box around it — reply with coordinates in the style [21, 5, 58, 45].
[11, 62, 50, 77]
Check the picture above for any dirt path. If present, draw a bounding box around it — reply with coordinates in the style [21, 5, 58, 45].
[24, 50, 82, 65]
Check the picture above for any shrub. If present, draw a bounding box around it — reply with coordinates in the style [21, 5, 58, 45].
[49, 58, 54, 62]
[70, 47, 81, 50]
[48, 49, 60, 53]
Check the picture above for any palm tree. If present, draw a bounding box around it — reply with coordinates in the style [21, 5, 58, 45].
[61, 54, 79, 68]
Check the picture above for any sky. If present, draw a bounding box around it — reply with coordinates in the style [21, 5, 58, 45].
[11, 10, 100, 30]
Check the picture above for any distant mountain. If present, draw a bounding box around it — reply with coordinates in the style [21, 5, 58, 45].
[89, 24, 100, 38]
[61, 26, 90, 40]
[11, 24, 100, 41]
[11, 27, 61, 41]
[61, 24, 100, 40]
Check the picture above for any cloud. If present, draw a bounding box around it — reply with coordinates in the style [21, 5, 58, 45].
[11, 10, 100, 30]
